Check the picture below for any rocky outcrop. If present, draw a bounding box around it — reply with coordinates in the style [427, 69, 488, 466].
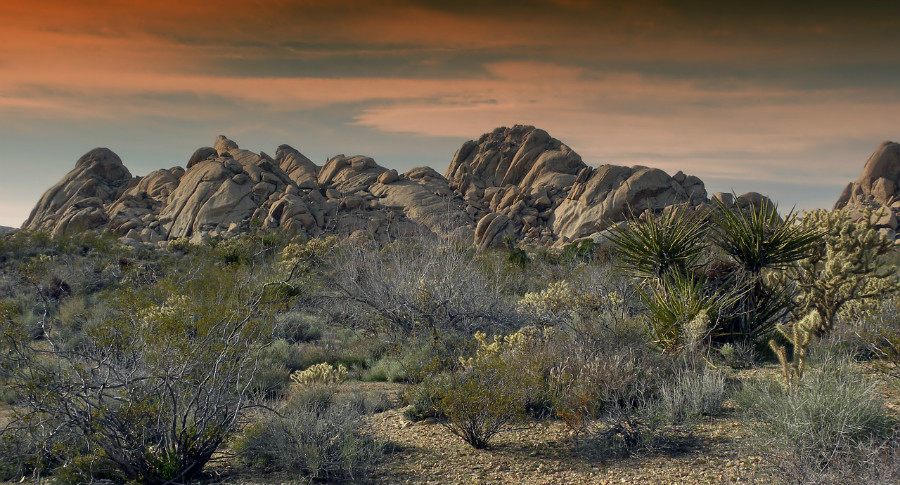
[835, 142, 900, 209]
[24, 126, 718, 248]
[446, 125, 707, 246]
[23, 148, 135, 236]
[833, 141, 900, 241]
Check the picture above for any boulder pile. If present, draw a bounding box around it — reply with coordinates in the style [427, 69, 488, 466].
[24, 126, 717, 248]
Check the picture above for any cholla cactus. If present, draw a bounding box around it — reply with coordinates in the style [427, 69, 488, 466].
[463, 326, 562, 366]
[792, 207, 898, 334]
[769, 311, 820, 384]
[137, 294, 192, 328]
[290, 362, 348, 387]
[279, 236, 338, 276]
[683, 309, 710, 351]
[166, 237, 194, 253]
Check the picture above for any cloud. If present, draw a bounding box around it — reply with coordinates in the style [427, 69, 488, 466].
[0, 0, 896, 227]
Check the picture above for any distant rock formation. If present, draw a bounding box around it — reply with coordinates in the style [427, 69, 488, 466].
[23, 125, 715, 248]
[835, 142, 900, 209]
[834, 141, 900, 240]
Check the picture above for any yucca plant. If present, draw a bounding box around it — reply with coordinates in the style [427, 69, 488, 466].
[607, 206, 709, 284]
[713, 198, 819, 274]
[712, 198, 820, 340]
[638, 270, 739, 351]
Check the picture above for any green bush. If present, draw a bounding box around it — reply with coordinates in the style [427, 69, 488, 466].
[412, 327, 565, 448]
[659, 367, 726, 424]
[362, 355, 406, 382]
[1, 261, 286, 485]
[738, 355, 896, 482]
[236, 388, 381, 481]
[426, 359, 526, 449]
[402, 381, 445, 422]
[716, 341, 756, 369]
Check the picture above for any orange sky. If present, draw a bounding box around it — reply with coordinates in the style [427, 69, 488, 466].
[0, 0, 898, 226]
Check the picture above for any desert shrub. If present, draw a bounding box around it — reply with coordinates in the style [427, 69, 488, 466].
[324, 235, 525, 338]
[275, 311, 323, 343]
[0, 259, 289, 485]
[51, 454, 121, 485]
[518, 280, 613, 324]
[402, 381, 445, 422]
[249, 339, 315, 398]
[738, 354, 896, 483]
[716, 341, 756, 369]
[550, 340, 671, 448]
[852, 295, 900, 381]
[236, 389, 381, 481]
[0, 426, 58, 481]
[561, 238, 602, 264]
[362, 355, 406, 382]
[659, 367, 726, 424]
[425, 359, 525, 449]
[341, 389, 393, 415]
[415, 326, 564, 448]
[4, 292, 45, 340]
[165, 237, 195, 253]
[506, 246, 530, 268]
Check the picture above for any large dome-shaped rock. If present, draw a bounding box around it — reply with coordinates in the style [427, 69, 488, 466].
[23, 148, 134, 236]
[835, 141, 900, 209]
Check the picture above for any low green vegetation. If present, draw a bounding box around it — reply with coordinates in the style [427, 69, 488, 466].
[0, 200, 898, 484]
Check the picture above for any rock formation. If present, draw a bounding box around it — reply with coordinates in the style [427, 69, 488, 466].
[445, 126, 706, 245]
[833, 141, 900, 240]
[23, 126, 715, 248]
[835, 141, 900, 209]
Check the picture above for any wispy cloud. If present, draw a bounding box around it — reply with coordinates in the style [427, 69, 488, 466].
[0, 0, 896, 226]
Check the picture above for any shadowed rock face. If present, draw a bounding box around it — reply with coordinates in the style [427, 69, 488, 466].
[23, 126, 715, 248]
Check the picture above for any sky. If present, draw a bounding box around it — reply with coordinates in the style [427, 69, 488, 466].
[0, 0, 897, 227]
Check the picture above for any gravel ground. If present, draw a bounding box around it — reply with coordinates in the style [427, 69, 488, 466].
[366, 402, 775, 485]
